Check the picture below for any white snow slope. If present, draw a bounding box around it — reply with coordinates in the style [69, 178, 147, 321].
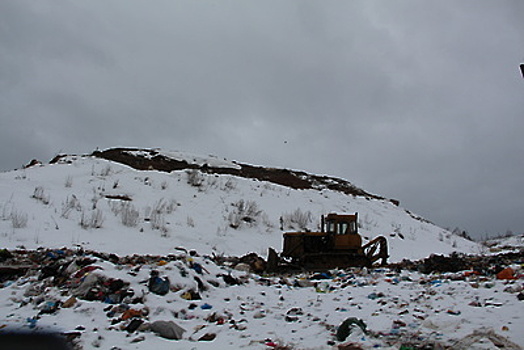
[0, 149, 480, 261]
[0, 149, 522, 350]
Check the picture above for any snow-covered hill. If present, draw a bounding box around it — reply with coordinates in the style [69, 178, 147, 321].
[0, 148, 480, 262]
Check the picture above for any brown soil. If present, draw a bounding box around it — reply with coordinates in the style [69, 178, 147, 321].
[83, 147, 392, 203]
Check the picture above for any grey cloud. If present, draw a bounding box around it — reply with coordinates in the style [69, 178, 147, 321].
[1, 0, 523, 238]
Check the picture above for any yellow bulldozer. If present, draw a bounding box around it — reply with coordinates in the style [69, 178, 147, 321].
[267, 213, 388, 271]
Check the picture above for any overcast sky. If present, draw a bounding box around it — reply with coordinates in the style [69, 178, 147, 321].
[1, 1, 523, 239]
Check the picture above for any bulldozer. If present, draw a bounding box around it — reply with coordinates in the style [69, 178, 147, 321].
[267, 213, 388, 271]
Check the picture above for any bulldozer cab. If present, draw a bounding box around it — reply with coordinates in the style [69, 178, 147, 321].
[323, 213, 361, 250]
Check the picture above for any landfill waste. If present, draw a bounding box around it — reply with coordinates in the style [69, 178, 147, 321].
[198, 332, 216, 341]
[497, 267, 516, 280]
[392, 250, 524, 275]
[61, 296, 77, 308]
[125, 318, 143, 333]
[0, 248, 14, 262]
[0, 247, 522, 349]
[150, 320, 186, 340]
[336, 318, 367, 341]
[148, 270, 170, 295]
[451, 328, 522, 350]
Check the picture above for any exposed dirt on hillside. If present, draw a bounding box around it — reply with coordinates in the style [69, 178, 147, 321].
[82, 148, 393, 204]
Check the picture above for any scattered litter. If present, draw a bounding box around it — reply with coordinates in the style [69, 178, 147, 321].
[125, 318, 143, 333]
[336, 317, 367, 341]
[198, 332, 216, 341]
[447, 309, 461, 316]
[62, 296, 77, 308]
[150, 320, 186, 340]
[452, 328, 522, 350]
[0, 247, 522, 349]
[148, 270, 170, 295]
[200, 303, 213, 310]
[497, 267, 516, 280]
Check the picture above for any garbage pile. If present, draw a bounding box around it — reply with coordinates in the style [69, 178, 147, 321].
[0, 248, 229, 348]
[0, 247, 522, 349]
[390, 250, 524, 274]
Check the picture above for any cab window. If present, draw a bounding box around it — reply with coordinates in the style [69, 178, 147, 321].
[349, 221, 357, 234]
[327, 221, 336, 233]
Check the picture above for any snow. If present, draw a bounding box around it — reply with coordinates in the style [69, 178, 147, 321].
[0, 152, 479, 261]
[0, 149, 522, 349]
[127, 149, 242, 170]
